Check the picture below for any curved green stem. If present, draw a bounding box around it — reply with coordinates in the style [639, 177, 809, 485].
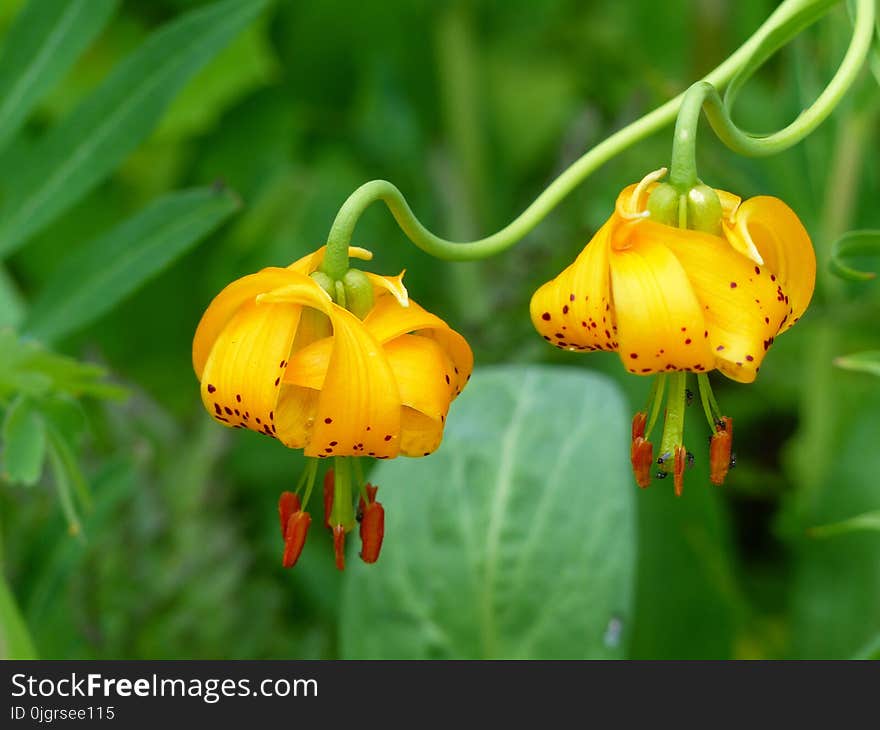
[670, 0, 874, 185]
[320, 0, 863, 276]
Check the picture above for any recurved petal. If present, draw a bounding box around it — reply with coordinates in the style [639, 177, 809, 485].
[364, 271, 408, 307]
[609, 220, 714, 374]
[287, 246, 373, 275]
[530, 217, 618, 353]
[363, 294, 472, 393]
[193, 267, 314, 378]
[662, 226, 789, 383]
[399, 407, 444, 457]
[303, 305, 402, 459]
[384, 334, 456, 421]
[724, 196, 815, 332]
[200, 300, 301, 439]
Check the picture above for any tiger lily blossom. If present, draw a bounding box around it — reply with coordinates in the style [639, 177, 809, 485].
[193, 246, 472, 568]
[530, 169, 815, 494]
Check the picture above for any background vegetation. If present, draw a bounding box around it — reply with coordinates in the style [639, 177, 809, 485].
[0, 0, 878, 659]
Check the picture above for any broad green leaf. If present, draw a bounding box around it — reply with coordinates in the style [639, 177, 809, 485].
[1, 395, 45, 485]
[853, 633, 880, 660]
[834, 350, 880, 377]
[0, 0, 118, 152]
[25, 185, 240, 343]
[341, 365, 635, 659]
[0, 573, 37, 659]
[0, 0, 267, 259]
[828, 229, 880, 281]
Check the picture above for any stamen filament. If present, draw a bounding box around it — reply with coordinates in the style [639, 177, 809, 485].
[697, 373, 722, 429]
[298, 458, 320, 509]
[697, 373, 723, 423]
[644, 374, 668, 439]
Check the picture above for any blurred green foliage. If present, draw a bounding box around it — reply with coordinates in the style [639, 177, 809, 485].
[0, 0, 878, 659]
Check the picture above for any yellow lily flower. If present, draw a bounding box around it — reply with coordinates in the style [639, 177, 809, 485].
[530, 170, 815, 493]
[193, 246, 472, 568]
[530, 178, 814, 383]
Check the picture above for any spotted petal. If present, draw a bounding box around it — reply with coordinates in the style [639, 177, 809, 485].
[663, 225, 790, 383]
[304, 305, 402, 459]
[724, 196, 815, 332]
[193, 268, 316, 378]
[530, 218, 617, 353]
[199, 301, 301, 438]
[364, 294, 472, 393]
[608, 219, 714, 375]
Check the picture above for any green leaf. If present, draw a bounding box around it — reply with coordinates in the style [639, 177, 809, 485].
[0, 0, 267, 259]
[340, 365, 635, 659]
[828, 229, 880, 281]
[0, 330, 126, 401]
[0, 265, 25, 329]
[834, 350, 880, 377]
[0, 0, 118, 152]
[1, 395, 46, 485]
[853, 633, 880, 660]
[808, 510, 880, 538]
[0, 573, 37, 659]
[25, 185, 240, 343]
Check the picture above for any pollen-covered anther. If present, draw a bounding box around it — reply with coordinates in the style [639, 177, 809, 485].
[673, 445, 686, 497]
[358, 484, 385, 564]
[632, 411, 647, 441]
[278, 491, 301, 539]
[709, 416, 734, 486]
[631, 437, 654, 489]
[282, 510, 311, 568]
[333, 525, 346, 571]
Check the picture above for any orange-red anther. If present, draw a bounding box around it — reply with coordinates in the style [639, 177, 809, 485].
[673, 445, 686, 497]
[333, 525, 346, 571]
[632, 411, 647, 441]
[359, 500, 385, 564]
[357, 483, 379, 520]
[709, 416, 734, 486]
[278, 491, 301, 539]
[282, 511, 311, 568]
[630, 437, 654, 489]
[323, 469, 334, 529]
